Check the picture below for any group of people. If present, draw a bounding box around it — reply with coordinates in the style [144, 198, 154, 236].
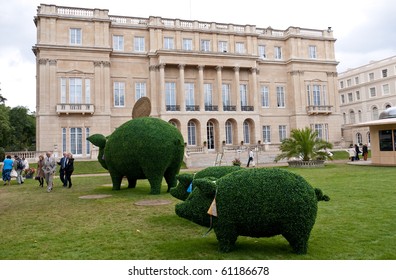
[347, 144, 369, 161]
[1, 155, 29, 186]
[1, 151, 74, 193]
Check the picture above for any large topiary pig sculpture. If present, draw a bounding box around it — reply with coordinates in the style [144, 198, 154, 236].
[170, 166, 242, 201]
[175, 168, 329, 254]
[87, 117, 184, 194]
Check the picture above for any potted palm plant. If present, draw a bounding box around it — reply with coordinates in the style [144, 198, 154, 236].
[274, 127, 333, 167]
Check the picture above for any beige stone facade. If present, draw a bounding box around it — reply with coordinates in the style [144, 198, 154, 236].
[338, 56, 396, 147]
[33, 4, 341, 159]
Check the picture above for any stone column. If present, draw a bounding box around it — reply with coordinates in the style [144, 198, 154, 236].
[159, 63, 166, 114]
[234, 66, 240, 111]
[250, 67, 258, 112]
[216, 66, 223, 112]
[149, 65, 158, 116]
[197, 65, 205, 111]
[178, 64, 185, 112]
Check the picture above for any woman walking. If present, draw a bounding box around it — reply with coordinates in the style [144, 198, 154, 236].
[36, 155, 45, 187]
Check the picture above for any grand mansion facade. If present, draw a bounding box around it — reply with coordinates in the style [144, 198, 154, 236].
[33, 4, 341, 159]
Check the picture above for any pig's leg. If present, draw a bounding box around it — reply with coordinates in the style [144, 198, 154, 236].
[214, 225, 238, 253]
[110, 173, 123, 190]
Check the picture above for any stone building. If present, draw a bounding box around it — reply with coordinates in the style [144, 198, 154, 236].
[33, 4, 341, 160]
[338, 55, 396, 147]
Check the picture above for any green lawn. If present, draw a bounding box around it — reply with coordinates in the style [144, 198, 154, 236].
[0, 161, 394, 260]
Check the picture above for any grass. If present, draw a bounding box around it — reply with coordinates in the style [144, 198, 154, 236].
[0, 159, 394, 260]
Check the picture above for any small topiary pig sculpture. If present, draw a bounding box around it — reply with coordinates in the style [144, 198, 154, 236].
[175, 168, 329, 254]
[87, 117, 184, 194]
[170, 166, 242, 201]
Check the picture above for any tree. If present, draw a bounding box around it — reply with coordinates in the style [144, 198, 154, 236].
[7, 106, 36, 151]
[275, 127, 333, 162]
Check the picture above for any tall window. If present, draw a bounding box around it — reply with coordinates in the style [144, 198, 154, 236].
[69, 78, 82, 104]
[164, 37, 174, 49]
[165, 82, 177, 110]
[85, 127, 90, 155]
[218, 41, 228, 52]
[261, 85, 269, 107]
[279, 125, 287, 142]
[225, 121, 233, 144]
[274, 46, 282, 59]
[201, 40, 211, 52]
[222, 84, 231, 106]
[347, 79, 352, 87]
[372, 106, 379, 120]
[309, 45, 317, 59]
[114, 82, 125, 107]
[235, 42, 245, 53]
[113, 35, 124, 51]
[134, 36, 145, 52]
[348, 92, 353, 102]
[382, 69, 388, 78]
[135, 82, 146, 100]
[276, 86, 285, 107]
[369, 72, 374, 81]
[262, 126, 271, 143]
[240, 84, 248, 107]
[185, 83, 195, 109]
[349, 110, 355, 124]
[382, 84, 390, 95]
[258, 45, 266, 59]
[70, 127, 82, 155]
[370, 87, 376, 97]
[187, 121, 196, 145]
[85, 79, 90, 104]
[341, 94, 345, 104]
[307, 84, 327, 106]
[204, 83, 213, 106]
[355, 76, 359, 84]
[358, 110, 362, 122]
[312, 124, 328, 141]
[61, 78, 67, 103]
[356, 91, 360, 100]
[183, 38, 193, 51]
[62, 128, 67, 153]
[243, 121, 250, 144]
[70, 28, 82, 45]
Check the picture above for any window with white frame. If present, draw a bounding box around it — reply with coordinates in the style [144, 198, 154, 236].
[261, 85, 269, 107]
[355, 76, 359, 84]
[165, 82, 177, 109]
[187, 121, 196, 145]
[113, 35, 124, 51]
[340, 81, 344, 89]
[356, 91, 360, 100]
[86, 127, 90, 155]
[85, 79, 90, 104]
[225, 121, 233, 144]
[279, 125, 287, 142]
[309, 45, 317, 59]
[61, 78, 67, 103]
[240, 84, 248, 107]
[201, 40, 211, 52]
[347, 79, 352, 87]
[312, 123, 328, 141]
[341, 94, 345, 104]
[243, 121, 250, 144]
[185, 83, 195, 108]
[276, 86, 285, 107]
[114, 82, 125, 107]
[358, 110, 362, 122]
[382, 69, 388, 78]
[222, 84, 231, 106]
[343, 113, 346, 124]
[218, 41, 228, 52]
[348, 92, 353, 102]
[70, 28, 82, 45]
[369, 72, 374, 81]
[134, 36, 145, 52]
[62, 128, 67, 153]
[262, 126, 271, 143]
[274, 46, 282, 59]
[382, 84, 390, 95]
[307, 84, 327, 106]
[70, 127, 83, 155]
[164, 37, 174, 49]
[204, 83, 213, 106]
[258, 45, 266, 59]
[135, 82, 146, 100]
[182, 38, 193, 51]
[235, 42, 245, 54]
[69, 78, 82, 104]
[370, 87, 376, 97]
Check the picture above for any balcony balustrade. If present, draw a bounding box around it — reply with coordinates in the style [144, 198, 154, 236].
[56, 104, 95, 115]
[186, 105, 200, 111]
[306, 105, 333, 115]
[223, 105, 237, 111]
[205, 105, 219, 111]
[166, 105, 180, 111]
[241, 106, 254, 111]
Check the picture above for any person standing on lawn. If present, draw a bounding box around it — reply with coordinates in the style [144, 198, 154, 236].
[36, 155, 45, 187]
[64, 153, 75, 188]
[2, 155, 14, 186]
[43, 151, 56, 192]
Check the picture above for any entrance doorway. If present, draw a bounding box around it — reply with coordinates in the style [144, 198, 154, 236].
[206, 121, 215, 150]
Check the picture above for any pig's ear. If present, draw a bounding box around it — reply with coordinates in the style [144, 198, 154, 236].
[176, 174, 194, 188]
[194, 178, 217, 197]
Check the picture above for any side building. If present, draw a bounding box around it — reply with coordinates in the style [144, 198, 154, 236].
[338, 55, 396, 147]
[33, 4, 341, 160]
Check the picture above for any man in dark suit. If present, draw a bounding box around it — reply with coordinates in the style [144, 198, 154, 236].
[57, 152, 68, 187]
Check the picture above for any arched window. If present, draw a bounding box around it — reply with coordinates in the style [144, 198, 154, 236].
[225, 121, 232, 144]
[367, 132, 371, 145]
[372, 106, 379, 120]
[358, 110, 362, 122]
[356, 133, 362, 145]
[349, 110, 355, 124]
[187, 121, 196, 145]
[243, 121, 250, 144]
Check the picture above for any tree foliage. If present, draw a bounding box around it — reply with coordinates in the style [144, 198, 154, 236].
[275, 127, 333, 162]
[0, 104, 35, 159]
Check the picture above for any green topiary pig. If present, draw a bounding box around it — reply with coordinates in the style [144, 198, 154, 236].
[170, 166, 242, 201]
[87, 117, 184, 194]
[175, 168, 330, 253]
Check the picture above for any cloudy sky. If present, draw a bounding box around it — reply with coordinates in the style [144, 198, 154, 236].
[1, 0, 395, 112]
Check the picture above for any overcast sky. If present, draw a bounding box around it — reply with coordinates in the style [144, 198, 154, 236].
[1, 0, 395, 111]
